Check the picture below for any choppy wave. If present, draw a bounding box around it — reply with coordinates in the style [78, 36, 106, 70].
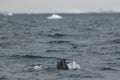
[3, 55, 61, 60]
[98, 67, 118, 71]
[0, 14, 120, 80]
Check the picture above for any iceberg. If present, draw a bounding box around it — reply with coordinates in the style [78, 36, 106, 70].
[3, 12, 14, 16]
[8, 13, 13, 16]
[47, 14, 62, 19]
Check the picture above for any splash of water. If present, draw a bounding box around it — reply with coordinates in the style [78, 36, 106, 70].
[67, 61, 81, 70]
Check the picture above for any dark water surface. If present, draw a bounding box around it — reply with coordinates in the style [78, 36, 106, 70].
[0, 13, 120, 80]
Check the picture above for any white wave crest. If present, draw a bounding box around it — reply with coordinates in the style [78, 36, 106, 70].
[67, 61, 81, 70]
[33, 65, 48, 71]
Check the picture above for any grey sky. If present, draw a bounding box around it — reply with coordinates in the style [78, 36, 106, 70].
[0, 0, 120, 13]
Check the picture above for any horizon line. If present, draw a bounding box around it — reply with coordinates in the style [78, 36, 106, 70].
[0, 10, 120, 14]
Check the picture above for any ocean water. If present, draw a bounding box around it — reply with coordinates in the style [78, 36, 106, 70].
[0, 13, 120, 80]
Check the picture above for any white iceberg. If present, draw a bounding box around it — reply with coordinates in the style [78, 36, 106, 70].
[3, 12, 14, 16]
[47, 14, 62, 19]
[8, 13, 13, 16]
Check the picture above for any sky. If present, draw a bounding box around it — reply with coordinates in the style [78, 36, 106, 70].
[0, 0, 120, 13]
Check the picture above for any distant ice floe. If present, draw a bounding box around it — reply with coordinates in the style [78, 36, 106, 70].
[47, 14, 62, 19]
[67, 61, 81, 70]
[3, 12, 14, 16]
[8, 13, 13, 16]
